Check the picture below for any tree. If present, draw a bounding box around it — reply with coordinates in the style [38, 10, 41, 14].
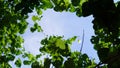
[0, 0, 120, 68]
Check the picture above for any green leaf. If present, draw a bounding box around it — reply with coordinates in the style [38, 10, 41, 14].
[70, 36, 77, 41]
[27, 53, 35, 61]
[32, 16, 41, 22]
[82, 2, 92, 17]
[78, 39, 81, 43]
[67, 36, 77, 44]
[15, 50, 22, 55]
[69, 5, 76, 12]
[30, 27, 36, 32]
[44, 58, 51, 68]
[52, 60, 63, 68]
[18, 21, 28, 34]
[37, 26, 43, 32]
[82, 54, 88, 60]
[56, 39, 65, 49]
[7, 54, 15, 61]
[30, 23, 43, 32]
[64, 58, 75, 68]
[23, 60, 31, 65]
[71, 0, 80, 6]
[36, 8, 43, 15]
[36, 54, 42, 59]
[31, 61, 41, 68]
[76, 8, 82, 17]
[15, 58, 22, 67]
[1, 38, 5, 45]
[41, 0, 53, 9]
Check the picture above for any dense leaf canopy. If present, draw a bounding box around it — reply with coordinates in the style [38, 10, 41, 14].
[0, 0, 120, 68]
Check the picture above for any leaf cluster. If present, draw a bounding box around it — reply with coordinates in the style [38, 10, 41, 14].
[39, 36, 96, 68]
[2, 0, 120, 68]
[82, 0, 120, 67]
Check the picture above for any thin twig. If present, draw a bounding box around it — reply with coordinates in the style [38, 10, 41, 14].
[80, 29, 84, 52]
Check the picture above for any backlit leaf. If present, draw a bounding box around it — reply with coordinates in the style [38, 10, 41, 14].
[78, 39, 81, 43]
[32, 16, 41, 22]
[56, 39, 65, 49]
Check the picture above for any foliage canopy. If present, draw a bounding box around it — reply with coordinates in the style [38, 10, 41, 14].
[0, 0, 120, 68]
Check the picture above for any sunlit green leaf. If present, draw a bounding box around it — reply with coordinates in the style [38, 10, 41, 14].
[36, 8, 43, 15]
[40, 0, 53, 9]
[32, 16, 41, 22]
[27, 53, 35, 61]
[67, 36, 77, 44]
[78, 39, 81, 43]
[37, 26, 43, 32]
[56, 39, 65, 49]
[69, 5, 76, 12]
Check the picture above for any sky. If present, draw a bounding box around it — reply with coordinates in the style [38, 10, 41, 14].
[21, 0, 119, 68]
[23, 9, 98, 60]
